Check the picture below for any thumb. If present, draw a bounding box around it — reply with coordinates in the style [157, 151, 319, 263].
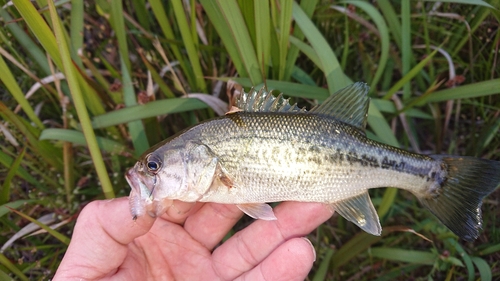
[54, 197, 155, 279]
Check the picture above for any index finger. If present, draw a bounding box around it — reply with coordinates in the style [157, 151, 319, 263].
[211, 202, 333, 280]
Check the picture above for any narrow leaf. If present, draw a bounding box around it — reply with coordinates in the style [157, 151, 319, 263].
[0, 151, 39, 187]
[277, 0, 293, 80]
[370, 247, 437, 265]
[423, 0, 493, 8]
[0, 253, 28, 281]
[7, 207, 70, 245]
[332, 232, 383, 268]
[0, 148, 25, 205]
[447, 238, 475, 281]
[312, 248, 334, 281]
[382, 47, 441, 100]
[39, 129, 127, 154]
[110, 0, 149, 155]
[343, 1, 390, 91]
[200, 0, 262, 84]
[11, 0, 62, 68]
[471, 256, 492, 281]
[423, 79, 500, 103]
[292, 2, 351, 94]
[254, 0, 271, 77]
[171, 0, 207, 91]
[91, 98, 208, 129]
[0, 200, 37, 218]
[48, 0, 115, 198]
[0, 52, 44, 129]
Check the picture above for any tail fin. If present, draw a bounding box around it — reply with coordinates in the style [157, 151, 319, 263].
[420, 155, 500, 241]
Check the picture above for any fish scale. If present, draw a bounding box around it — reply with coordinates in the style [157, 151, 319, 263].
[182, 112, 436, 204]
[126, 83, 500, 241]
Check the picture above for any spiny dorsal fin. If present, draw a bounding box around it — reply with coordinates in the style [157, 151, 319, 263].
[310, 82, 370, 130]
[235, 87, 306, 113]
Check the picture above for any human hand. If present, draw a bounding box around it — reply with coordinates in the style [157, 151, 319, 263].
[53, 198, 333, 280]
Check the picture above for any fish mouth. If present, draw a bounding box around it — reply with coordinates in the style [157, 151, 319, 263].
[126, 168, 174, 219]
[126, 168, 156, 218]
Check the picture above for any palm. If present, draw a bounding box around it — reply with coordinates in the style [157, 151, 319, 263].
[54, 198, 332, 280]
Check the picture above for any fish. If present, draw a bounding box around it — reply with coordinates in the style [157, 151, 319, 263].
[126, 82, 500, 241]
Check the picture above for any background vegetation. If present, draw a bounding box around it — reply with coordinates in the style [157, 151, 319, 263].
[0, 0, 499, 279]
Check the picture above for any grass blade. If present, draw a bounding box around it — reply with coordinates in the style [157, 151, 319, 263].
[382, 47, 440, 100]
[11, 0, 62, 68]
[200, 0, 262, 84]
[7, 207, 70, 245]
[291, 66, 316, 86]
[148, 0, 195, 87]
[0, 151, 40, 188]
[69, 0, 83, 66]
[12, 0, 105, 116]
[367, 102, 399, 146]
[121, 55, 150, 155]
[423, 78, 500, 103]
[312, 248, 334, 281]
[401, 0, 411, 99]
[332, 232, 382, 268]
[292, 2, 350, 94]
[423, 0, 493, 8]
[91, 98, 208, 129]
[254, 0, 271, 77]
[289, 36, 322, 70]
[0, 8, 51, 75]
[200, 0, 246, 77]
[478, 243, 500, 256]
[0, 253, 28, 281]
[131, 0, 150, 30]
[276, 0, 293, 81]
[470, 256, 492, 281]
[0, 102, 63, 171]
[0, 53, 44, 129]
[473, 117, 500, 156]
[110, 0, 149, 155]
[376, 0, 401, 50]
[39, 129, 127, 154]
[343, 1, 390, 91]
[370, 247, 437, 265]
[284, 0, 319, 81]
[171, 0, 206, 91]
[0, 200, 38, 218]
[447, 238, 475, 281]
[0, 148, 25, 205]
[48, 0, 114, 198]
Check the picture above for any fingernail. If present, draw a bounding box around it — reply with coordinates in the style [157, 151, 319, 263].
[302, 237, 316, 262]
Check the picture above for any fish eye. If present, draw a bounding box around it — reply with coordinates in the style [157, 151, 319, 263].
[145, 155, 162, 173]
[147, 161, 159, 171]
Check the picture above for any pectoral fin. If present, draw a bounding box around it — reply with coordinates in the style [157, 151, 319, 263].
[331, 192, 381, 236]
[237, 203, 277, 220]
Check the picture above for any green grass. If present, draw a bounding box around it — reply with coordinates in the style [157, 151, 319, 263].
[0, 0, 499, 279]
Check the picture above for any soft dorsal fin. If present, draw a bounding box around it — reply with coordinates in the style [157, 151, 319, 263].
[310, 82, 370, 130]
[235, 87, 306, 113]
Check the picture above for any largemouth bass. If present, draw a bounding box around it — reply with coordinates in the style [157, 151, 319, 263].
[126, 82, 500, 241]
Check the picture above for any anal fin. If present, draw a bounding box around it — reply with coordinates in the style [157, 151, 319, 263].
[237, 203, 277, 220]
[331, 192, 381, 236]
